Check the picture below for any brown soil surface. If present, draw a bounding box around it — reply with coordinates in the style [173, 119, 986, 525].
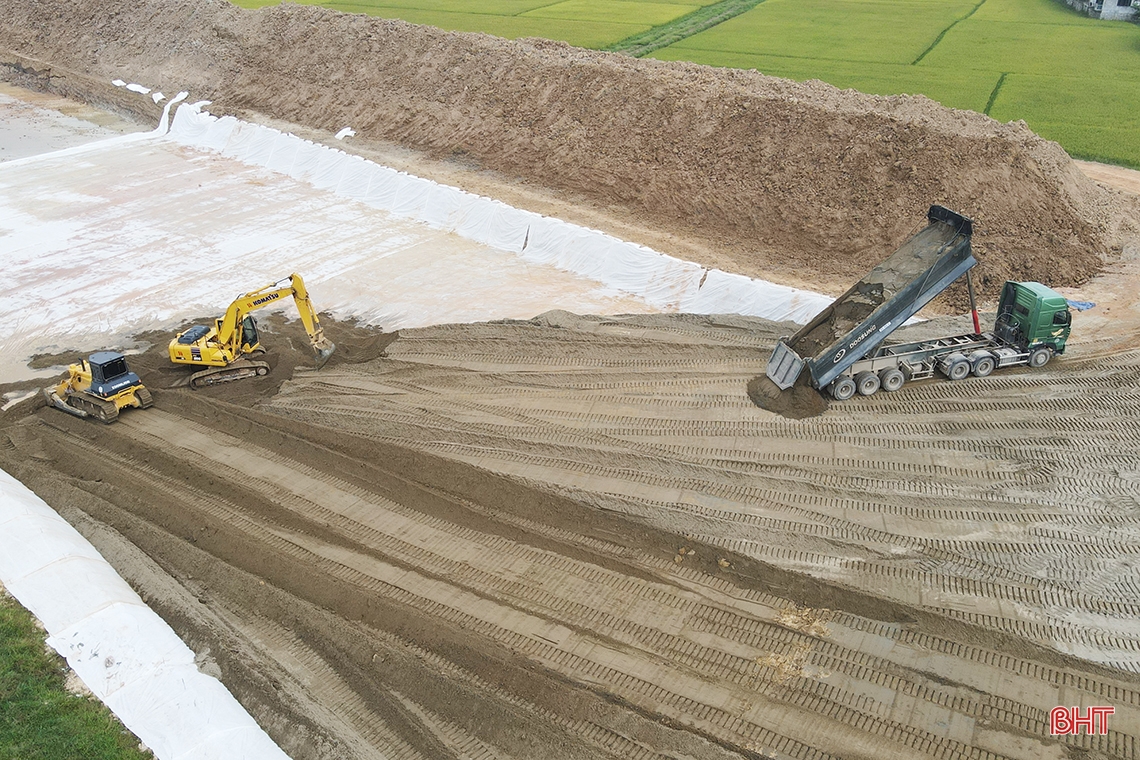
[3, 311, 1139, 759]
[1077, 160, 1140, 197]
[746, 374, 829, 419]
[3, 0, 1140, 307]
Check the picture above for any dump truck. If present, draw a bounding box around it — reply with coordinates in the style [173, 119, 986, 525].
[43, 351, 153, 423]
[766, 206, 1073, 400]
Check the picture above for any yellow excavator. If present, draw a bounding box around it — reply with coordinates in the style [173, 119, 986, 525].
[43, 352, 153, 423]
[169, 273, 336, 388]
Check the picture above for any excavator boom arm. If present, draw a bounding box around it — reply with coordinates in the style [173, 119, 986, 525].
[216, 273, 335, 365]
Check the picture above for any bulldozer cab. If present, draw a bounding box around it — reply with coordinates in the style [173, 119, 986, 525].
[89, 352, 130, 384]
[83, 351, 144, 398]
[994, 281, 1072, 354]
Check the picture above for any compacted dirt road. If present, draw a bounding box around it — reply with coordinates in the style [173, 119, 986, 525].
[3, 313, 1138, 760]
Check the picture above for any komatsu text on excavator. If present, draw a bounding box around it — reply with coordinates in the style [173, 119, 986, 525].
[169, 273, 336, 388]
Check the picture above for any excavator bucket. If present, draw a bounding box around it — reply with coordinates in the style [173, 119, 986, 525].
[314, 340, 336, 369]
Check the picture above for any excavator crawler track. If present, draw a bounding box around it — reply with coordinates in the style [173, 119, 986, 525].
[189, 360, 271, 389]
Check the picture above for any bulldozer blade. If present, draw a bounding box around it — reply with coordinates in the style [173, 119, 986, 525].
[314, 341, 336, 370]
[43, 388, 88, 418]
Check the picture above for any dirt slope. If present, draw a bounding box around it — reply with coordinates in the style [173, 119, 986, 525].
[2, 314, 1139, 760]
[2, 0, 1137, 303]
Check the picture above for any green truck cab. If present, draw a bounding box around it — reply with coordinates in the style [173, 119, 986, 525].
[994, 281, 1072, 365]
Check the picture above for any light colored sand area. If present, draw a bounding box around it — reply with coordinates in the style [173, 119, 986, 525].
[0, 82, 144, 161]
[0, 131, 654, 383]
[1077, 160, 1140, 197]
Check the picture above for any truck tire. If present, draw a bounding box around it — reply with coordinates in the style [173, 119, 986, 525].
[879, 368, 905, 392]
[971, 354, 995, 378]
[1029, 347, 1052, 368]
[942, 359, 970, 381]
[855, 371, 880, 396]
[829, 376, 857, 401]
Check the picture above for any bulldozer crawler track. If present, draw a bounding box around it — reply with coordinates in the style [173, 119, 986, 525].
[68, 391, 119, 424]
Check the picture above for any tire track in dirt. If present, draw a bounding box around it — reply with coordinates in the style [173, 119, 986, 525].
[262, 315, 1140, 677]
[4, 312, 1139, 759]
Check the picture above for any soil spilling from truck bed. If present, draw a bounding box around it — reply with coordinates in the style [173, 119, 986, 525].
[3, 311, 1139, 760]
[746, 373, 829, 419]
[3, 0, 1139, 305]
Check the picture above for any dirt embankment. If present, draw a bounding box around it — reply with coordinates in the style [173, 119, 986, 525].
[2, 0, 1137, 304]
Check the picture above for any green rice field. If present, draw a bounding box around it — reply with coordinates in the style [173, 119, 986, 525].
[233, 0, 1140, 168]
[235, 0, 720, 49]
[652, 0, 1140, 167]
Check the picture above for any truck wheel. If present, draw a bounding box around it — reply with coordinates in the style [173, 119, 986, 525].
[946, 360, 970, 381]
[972, 355, 995, 378]
[1029, 347, 1052, 368]
[829, 376, 857, 401]
[855, 371, 880, 396]
[879, 368, 905, 392]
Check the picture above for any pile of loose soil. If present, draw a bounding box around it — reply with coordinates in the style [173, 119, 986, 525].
[2, 0, 1137, 307]
[746, 373, 829, 419]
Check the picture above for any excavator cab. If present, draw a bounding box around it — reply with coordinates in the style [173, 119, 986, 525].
[240, 315, 260, 353]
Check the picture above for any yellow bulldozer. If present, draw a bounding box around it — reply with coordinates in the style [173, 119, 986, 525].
[169, 273, 336, 388]
[43, 351, 153, 423]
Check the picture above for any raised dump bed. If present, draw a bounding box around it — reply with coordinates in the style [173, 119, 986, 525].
[766, 206, 1074, 401]
[767, 206, 976, 392]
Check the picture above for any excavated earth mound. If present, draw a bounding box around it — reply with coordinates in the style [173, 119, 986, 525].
[2, 0, 1138, 304]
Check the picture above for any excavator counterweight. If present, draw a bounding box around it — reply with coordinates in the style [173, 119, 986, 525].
[169, 273, 336, 388]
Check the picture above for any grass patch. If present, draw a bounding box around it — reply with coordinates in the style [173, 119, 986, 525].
[652, 47, 1000, 111]
[989, 72, 1140, 167]
[606, 0, 767, 56]
[917, 16, 1140, 78]
[522, 0, 702, 26]
[983, 71, 1007, 115]
[969, 0, 1111, 24]
[0, 590, 151, 760]
[661, 0, 980, 64]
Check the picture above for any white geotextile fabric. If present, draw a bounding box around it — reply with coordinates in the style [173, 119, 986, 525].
[0, 467, 292, 760]
[0, 92, 187, 171]
[167, 104, 832, 324]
